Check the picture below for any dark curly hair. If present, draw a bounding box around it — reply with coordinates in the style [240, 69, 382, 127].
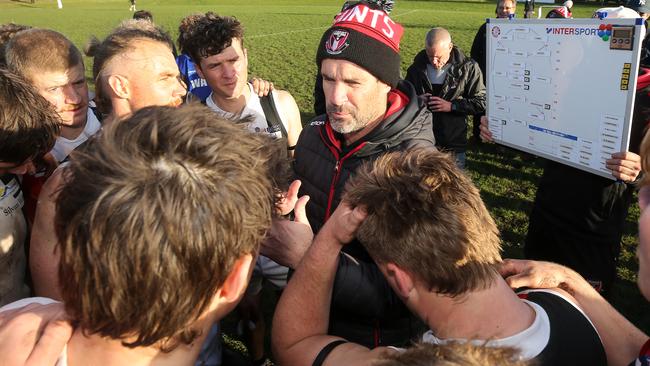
[177, 12, 244, 67]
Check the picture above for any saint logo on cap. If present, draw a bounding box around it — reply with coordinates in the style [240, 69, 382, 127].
[326, 30, 350, 55]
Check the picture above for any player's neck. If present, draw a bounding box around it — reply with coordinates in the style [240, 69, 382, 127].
[211, 84, 250, 115]
[425, 277, 535, 340]
[65, 313, 216, 366]
[60, 123, 87, 141]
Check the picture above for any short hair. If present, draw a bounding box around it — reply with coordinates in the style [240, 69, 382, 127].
[375, 342, 533, 366]
[85, 19, 174, 115]
[5, 28, 83, 81]
[0, 68, 60, 164]
[344, 149, 502, 296]
[0, 23, 31, 66]
[133, 10, 153, 21]
[56, 104, 287, 350]
[177, 12, 244, 67]
[425, 27, 451, 48]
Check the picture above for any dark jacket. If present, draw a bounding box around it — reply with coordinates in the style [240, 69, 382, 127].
[405, 47, 486, 152]
[470, 22, 488, 80]
[293, 80, 435, 348]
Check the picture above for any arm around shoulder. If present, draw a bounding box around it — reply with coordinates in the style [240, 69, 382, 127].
[500, 259, 647, 366]
[29, 167, 66, 300]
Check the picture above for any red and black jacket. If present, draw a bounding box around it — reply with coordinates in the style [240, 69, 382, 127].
[293, 79, 435, 348]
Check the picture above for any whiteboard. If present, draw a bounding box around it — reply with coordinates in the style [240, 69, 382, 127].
[486, 18, 644, 179]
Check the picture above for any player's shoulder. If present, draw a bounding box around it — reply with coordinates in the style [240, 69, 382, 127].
[273, 89, 299, 112]
[274, 89, 297, 103]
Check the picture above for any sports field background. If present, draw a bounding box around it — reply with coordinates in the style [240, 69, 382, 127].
[2, 0, 649, 333]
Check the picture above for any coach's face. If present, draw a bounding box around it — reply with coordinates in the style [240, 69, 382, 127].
[197, 38, 248, 101]
[126, 40, 186, 111]
[28, 63, 89, 132]
[321, 59, 391, 135]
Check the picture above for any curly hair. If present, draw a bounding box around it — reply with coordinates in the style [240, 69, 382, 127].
[0, 68, 60, 164]
[56, 104, 288, 351]
[177, 12, 244, 67]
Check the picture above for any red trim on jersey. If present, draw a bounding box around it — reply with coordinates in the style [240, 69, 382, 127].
[640, 338, 650, 357]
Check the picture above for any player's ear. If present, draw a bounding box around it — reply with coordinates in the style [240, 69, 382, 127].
[385, 262, 415, 298]
[217, 253, 254, 304]
[195, 64, 206, 80]
[107, 74, 130, 99]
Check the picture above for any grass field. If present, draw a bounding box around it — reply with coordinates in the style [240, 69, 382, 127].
[3, 0, 649, 339]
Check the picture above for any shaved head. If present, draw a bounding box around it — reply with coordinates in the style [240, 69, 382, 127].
[425, 27, 451, 48]
[424, 27, 453, 69]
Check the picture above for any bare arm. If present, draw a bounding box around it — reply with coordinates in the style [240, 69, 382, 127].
[29, 168, 65, 300]
[276, 90, 303, 154]
[272, 202, 381, 366]
[500, 259, 648, 366]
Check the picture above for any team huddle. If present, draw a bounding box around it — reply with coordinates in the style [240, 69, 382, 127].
[1, 0, 650, 365]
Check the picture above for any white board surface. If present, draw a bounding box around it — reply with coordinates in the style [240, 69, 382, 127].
[486, 18, 644, 179]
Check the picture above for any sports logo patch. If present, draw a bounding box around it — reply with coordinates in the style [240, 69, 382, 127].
[326, 30, 350, 55]
[491, 26, 501, 38]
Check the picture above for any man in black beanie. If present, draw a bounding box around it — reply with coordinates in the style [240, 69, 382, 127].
[264, 0, 436, 350]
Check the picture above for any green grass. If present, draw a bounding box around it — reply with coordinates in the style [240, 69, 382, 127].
[3, 0, 649, 338]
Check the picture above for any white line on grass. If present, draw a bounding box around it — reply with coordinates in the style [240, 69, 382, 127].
[248, 9, 418, 39]
[249, 26, 329, 39]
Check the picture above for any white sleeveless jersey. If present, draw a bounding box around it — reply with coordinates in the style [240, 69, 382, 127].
[205, 83, 288, 139]
[51, 109, 101, 163]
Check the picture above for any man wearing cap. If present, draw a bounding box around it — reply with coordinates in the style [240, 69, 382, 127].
[405, 27, 485, 168]
[266, 1, 435, 349]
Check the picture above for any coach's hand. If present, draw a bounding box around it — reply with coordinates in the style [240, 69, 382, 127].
[276, 180, 301, 216]
[261, 194, 312, 269]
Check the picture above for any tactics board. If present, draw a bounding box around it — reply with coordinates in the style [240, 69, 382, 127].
[486, 18, 644, 179]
